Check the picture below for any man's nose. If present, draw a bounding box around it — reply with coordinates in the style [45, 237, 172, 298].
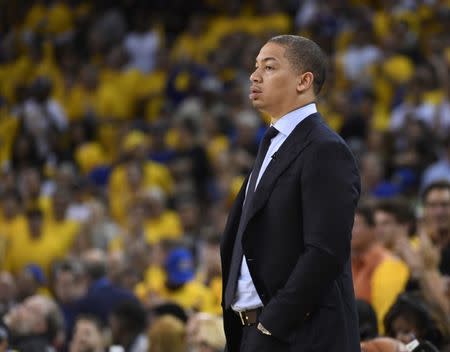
[250, 69, 261, 83]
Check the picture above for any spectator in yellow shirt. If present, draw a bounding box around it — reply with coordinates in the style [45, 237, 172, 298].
[108, 131, 174, 224]
[46, 188, 80, 257]
[352, 204, 410, 332]
[142, 187, 182, 245]
[4, 209, 60, 275]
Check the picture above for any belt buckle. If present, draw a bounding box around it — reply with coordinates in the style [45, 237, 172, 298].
[238, 311, 249, 326]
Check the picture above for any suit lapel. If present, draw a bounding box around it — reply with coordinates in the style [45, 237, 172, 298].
[243, 113, 320, 229]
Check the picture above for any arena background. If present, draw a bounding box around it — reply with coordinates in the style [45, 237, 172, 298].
[0, 1, 449, 351]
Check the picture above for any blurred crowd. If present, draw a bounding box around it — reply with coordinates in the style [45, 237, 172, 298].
[0, 0, 449, 351]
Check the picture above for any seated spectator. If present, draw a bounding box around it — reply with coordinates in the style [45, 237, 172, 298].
[150, 302, 188, 324]
[148, 315, 187, 352]
[72, 249, 138, 325]
[373, 198, 415, 252]
[109, 300, 148, 352]
[421, 181, 450, 270]
[69, 315, 105, 352]
[186, 312, 225, 352]
[351, 205, 410, 331]
[51, 260, 85, 339]
[3, 294, 65, 351]
[384, 293, 447, 350]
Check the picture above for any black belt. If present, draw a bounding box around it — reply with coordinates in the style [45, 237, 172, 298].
[235, 307, 262, 326]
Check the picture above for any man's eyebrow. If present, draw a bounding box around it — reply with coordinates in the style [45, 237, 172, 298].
[255, 57, 278, 64]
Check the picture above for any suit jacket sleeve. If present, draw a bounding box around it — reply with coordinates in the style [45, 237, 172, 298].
[258, 140, 360, 342]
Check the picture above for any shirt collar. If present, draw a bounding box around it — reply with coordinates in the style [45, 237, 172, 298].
[273, 103, 317, 137]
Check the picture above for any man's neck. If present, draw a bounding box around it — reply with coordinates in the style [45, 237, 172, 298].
[269, 100, 316, 124]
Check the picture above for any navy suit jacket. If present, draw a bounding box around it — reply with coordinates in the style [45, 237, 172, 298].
[221, 113, 361, 352]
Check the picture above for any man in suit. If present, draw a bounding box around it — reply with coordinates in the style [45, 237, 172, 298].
[220, 35, 361, 351]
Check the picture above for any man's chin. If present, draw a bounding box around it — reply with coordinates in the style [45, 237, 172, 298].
[251, 99, 264, 110]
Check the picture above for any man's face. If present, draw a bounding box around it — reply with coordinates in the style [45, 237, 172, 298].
[71, 319, 103, 352]
[249, 42, 300, 118]
[374, 210, 402, 248]
[54, 271, 78, 303]
[423, 188, 450, 232]
[27, 215, 43, 237]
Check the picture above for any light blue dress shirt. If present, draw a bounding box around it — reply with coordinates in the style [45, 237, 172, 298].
[232, 103, 318, 311]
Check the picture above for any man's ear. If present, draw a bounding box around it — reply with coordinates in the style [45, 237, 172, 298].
[296, 72, 314, 93]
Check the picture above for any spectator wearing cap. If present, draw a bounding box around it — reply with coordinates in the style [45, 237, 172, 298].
[351, 205, 410, 331]
[150, 247, 212, 313]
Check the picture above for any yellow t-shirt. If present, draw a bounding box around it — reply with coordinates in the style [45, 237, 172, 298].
[4, 226, 61, 275]
[155, 280, 214, 312]
[45, 218, 80, 257]
[371, 257, 410, 332]
[144, 211, 183, 245]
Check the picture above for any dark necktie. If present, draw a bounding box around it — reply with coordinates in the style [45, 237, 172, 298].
[224, 126, 279, 309]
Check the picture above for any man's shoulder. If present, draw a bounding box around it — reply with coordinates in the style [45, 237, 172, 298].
[307, 113, 348, 145]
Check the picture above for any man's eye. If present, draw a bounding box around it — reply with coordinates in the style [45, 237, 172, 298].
[265, 66, 274, 71]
